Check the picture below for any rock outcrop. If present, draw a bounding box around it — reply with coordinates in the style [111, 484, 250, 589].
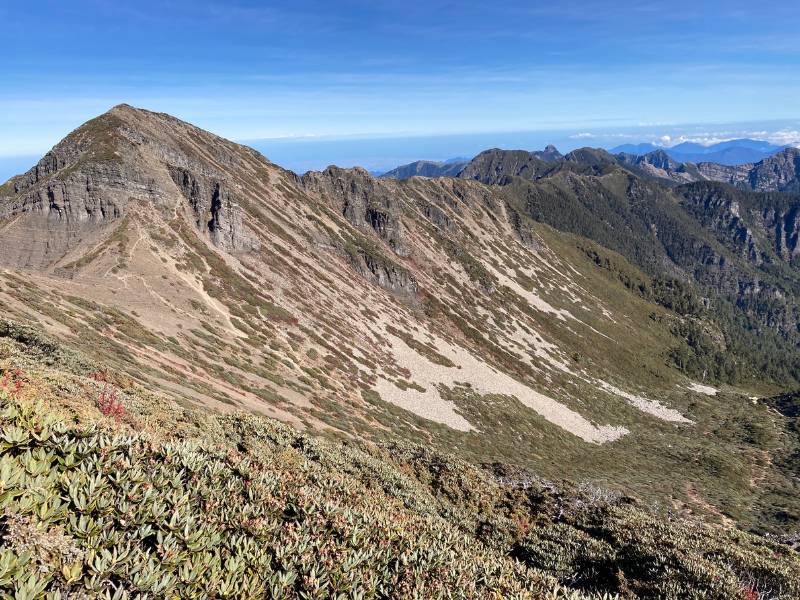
[746, 147, 800, 192]
[301, 166, 409, 257]
[616, 150, 704, 184]
[0, 104, 261, 268]
[697, 147, 800, 192]
[169, 167, 258, 252]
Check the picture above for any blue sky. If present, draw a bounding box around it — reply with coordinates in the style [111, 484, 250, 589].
[1, 0, 799, 176]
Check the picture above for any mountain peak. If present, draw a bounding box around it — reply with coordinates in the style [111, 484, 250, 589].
[538, 144, 562, 161]
[564, 147, 617, 168]
[458, 148, 554, 183]
[106, 102, 179, 123]
[641, 148, 675, 166]
[107, 102, 137, 114]
[0, 104, 271, 267]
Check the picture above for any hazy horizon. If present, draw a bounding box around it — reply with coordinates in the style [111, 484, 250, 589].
[2, 114, 799, 182]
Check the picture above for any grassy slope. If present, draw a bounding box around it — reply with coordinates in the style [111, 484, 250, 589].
[359, 225, 800, 536]
[499, 171, 800, 386]
[1, 110, 798, 551]
[1, 324, 799, 599]
[2, 217, 800, 538]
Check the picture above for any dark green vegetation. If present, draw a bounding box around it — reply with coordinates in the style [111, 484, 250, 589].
[2, 327, 800, 599]
[462, 153, 800, 386]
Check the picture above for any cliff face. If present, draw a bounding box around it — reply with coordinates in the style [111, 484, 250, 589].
[168, 166, 258, 253]
[762, 204, 800, 259]
[615, 150, 703, 184]
[696, 161, 750, 186]
[301, 166, 409, 256]
[697, 147, 800, 192]
[678, 183, 800, 263]
[677, 185, 762, 264]
[747, 147, 800, 192]
[0, 113, 135, 266]
[0, 105, 262, 268]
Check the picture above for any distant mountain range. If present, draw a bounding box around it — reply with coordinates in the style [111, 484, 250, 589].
[380, 146, 562, 179]
[379, 143, 800, 194]
[616, 146, 800, 192]
[379, 139, 789, 181]
[611, 138, 789, 166]
[378, 157, 469, 179]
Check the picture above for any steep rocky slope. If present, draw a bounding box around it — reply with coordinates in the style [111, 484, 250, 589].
[616, 150, 704, 183]
[1, 106, 799, 535]
[677, 182, 800, 263]
[620, 146, 800, 191]
[697, 147, 800, 192]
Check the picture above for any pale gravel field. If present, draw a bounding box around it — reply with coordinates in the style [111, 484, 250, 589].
[688, 382, 719, 396]
[375, 327, 629, 444]
[597, 380, 693, 423]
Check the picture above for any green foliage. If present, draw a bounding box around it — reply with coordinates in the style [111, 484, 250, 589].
[662, 316, 740, 383]
[707, 300, 800, 385]
[650, 278, 705, 317]
[0, 321, 93, 374]
[1, 347, 799, 599]
[578, 242, 705, 316]
[380, 444, 800, 600]
[0, 385, 581, 599]
[496, 170, 800, 386]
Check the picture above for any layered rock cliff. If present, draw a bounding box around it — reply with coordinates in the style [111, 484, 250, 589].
[697, 147, 800, 192]
[0, 104, 261, 268]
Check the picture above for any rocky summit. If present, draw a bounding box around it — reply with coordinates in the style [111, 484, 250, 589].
[2, 106, 800, 599]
